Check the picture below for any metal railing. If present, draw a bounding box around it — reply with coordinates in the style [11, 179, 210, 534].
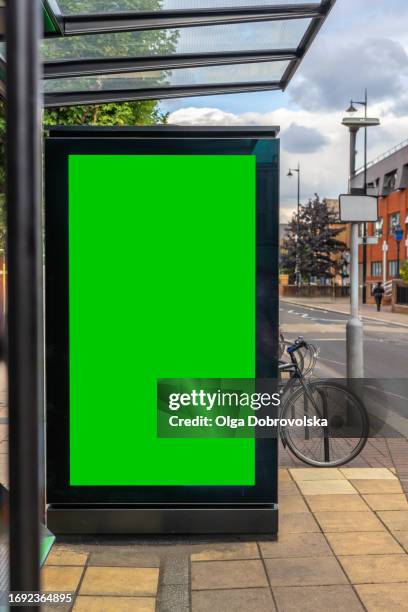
[397, 285, 408, 305]
[355, 137, 408, 176]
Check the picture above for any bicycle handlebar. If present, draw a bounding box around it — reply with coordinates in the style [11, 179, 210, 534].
[287, 336, 309, 354]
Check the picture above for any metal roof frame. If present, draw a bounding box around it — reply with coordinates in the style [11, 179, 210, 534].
[53, 3, 326, 36]
[44, 80, 282, 107]
[44, 49, 298, 79]
[0, 0, 337, 106]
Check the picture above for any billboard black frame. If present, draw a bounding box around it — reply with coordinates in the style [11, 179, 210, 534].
[45, 125, 280, 534]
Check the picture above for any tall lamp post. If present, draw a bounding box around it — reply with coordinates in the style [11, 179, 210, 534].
[288, 163, 301, 290]
[342, 115, 380, 378]
[394, 224, 404, 277]
[346, 90, 369, 303]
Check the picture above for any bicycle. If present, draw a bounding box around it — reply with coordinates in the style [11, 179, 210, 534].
[278, 337, 369, 467]
[279, 329, 319, 377]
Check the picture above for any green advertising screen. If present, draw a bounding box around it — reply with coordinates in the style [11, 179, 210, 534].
[68, 154, 256, 486]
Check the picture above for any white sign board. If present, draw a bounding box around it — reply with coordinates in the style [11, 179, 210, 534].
[358, 236, 378, 245]
[339, 194, 378, 222]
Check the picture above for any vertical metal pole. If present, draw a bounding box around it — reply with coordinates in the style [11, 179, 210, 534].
[6, 0, 43, 604]
[347, 127, 364, 378]
[397, 240, 401, 277]
[296, 163, 300, 291]
[362, 90, 368, 304]
[383, 241, 387, 286]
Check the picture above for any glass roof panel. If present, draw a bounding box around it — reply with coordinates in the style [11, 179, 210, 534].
[56, 0, 313, 15]
[43, 18, 310, 61]
[44, 59, 289, 92]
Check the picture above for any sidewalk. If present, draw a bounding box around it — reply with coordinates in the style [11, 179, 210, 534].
[42, 466, 408, 612]
[281, 297, 408, 328]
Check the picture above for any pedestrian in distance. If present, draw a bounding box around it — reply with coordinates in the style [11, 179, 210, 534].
[372, 281, 385, 312]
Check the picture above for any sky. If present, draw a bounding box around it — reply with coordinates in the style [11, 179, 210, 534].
[159, 0, 408, 222]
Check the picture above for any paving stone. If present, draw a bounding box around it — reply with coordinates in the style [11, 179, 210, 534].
[190, 542, 258, 561]
[363, 494, 408, 511]
[265, 556, 347, 587]
[279, 512, 320, 534]
[279, 495, 309, 514]
[326, 532, 404, 556]
[279, 468, 293, 482]
[191, 560, 268, 590]
[260, 532, 332, 559]
[339, 554, 408, 584]
[314, 511, 385, 533]
[378, 510, 408, 531]
[278, 481, 299, 495]
[297, 480, 357, 496]
[340, 468, 396, 480]
[79, 567, 159, 596]
[192, 588, 275, 612]
[305, 494, 369, 512]
[73, 596, 155, 611]
[156, 584, 189, 612]
[290, 468, 345, 481]
[349, 479, 403, 494]
[160, 555, 189, 586]
[42, 604, 71, 612]
[41, 566, 84, 592]
[88, 546, 160, 567]
[45, 546, 88, 566]
[392, 531, 408, 552]
[274, 585, 364, 612]
[356, 583, 408, 611]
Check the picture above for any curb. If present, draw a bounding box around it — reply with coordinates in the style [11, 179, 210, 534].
[281, 299, 408, 329]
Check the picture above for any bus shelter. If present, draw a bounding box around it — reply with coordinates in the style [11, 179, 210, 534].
[2, 0, 336, 600]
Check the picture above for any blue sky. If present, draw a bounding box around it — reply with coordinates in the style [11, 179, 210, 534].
[159, 0, 408, 220]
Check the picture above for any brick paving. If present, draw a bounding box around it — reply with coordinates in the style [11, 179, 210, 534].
[280, 439, 408, 496]
[1, 360, 408, 609]
[33, 467, 408, 611]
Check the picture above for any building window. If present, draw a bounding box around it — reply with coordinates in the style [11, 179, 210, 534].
[383, 169, 398, 194]
[371, 262, 382, 277]
[389, 212, 401, 235]
[389, 260, 399, 276]
[375, 217, 383, 237]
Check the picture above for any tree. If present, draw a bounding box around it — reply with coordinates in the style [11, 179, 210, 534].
[400, 260, 408, 283]
[281, 194, 346, 285]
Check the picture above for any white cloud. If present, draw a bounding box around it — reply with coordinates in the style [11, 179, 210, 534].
[168, 104, 408, 222]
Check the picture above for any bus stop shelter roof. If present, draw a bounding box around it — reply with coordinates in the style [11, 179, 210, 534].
[2, 0, 336, 106]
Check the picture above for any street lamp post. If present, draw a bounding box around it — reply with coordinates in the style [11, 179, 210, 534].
[341, 115, 380, 379]
[346, 90, 369, 303]
[394, 224, 404, 277]
[288, 163, 301, 291]
[382, 240, 388, 286]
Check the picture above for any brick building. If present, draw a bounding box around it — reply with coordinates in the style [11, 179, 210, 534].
[351, 140, 408, 296]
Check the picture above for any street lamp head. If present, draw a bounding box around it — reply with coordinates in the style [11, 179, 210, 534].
[287, 169, 293, 177]
[346, 101, 358, 114]
[342, 117, 380, 129]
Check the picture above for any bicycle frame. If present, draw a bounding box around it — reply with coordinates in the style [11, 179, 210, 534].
[278, 346, 330, 460]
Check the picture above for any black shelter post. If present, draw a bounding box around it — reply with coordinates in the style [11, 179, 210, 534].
[6, 0, 43, 602]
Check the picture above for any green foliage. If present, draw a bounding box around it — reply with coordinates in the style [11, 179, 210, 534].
[400, 260, 408, 283]
[281, 194, 346, 284]
[45, 100, 167, 127]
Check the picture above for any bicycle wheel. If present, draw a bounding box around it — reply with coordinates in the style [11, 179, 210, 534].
[280, 381, 369, 467]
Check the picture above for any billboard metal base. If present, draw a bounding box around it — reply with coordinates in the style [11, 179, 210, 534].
[47, 505, 278, 535]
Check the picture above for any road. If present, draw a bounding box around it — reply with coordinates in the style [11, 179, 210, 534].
[280, 301, 408, 435]
[280, 301, 408, 379]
